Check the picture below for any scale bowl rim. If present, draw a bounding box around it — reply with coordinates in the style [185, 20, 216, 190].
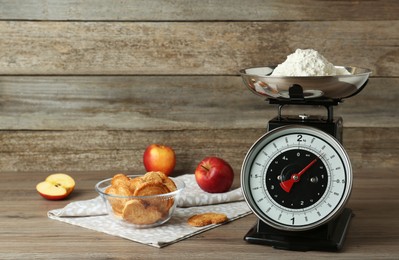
[239, 66, 372, 100]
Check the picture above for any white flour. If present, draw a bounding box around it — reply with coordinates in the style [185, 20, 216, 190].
[271, 49, 350, 76]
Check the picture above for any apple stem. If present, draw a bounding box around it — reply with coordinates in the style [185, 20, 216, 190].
[201, 165, 210, 171]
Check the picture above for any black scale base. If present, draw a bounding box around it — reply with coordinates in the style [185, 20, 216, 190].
[244, 208, 354, 251]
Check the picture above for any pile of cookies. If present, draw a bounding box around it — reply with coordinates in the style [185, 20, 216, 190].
[105, 171, 177, 225]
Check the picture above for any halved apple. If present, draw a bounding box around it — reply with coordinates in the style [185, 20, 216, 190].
[36, 173, 75, 200]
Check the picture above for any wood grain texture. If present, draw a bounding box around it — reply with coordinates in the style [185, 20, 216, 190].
[0, 127, 396, 173]
[0, 169, 397, 259]
[0, 21, 397, 75]
[0, 75, 397, 172]
[0, 0, 398, 21]
[0, 76, 397, 131]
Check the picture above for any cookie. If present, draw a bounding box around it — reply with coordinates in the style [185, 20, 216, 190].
[142, 171, 164, 184]
[187, 213, 228, 227]
[128, 176, 143, 193]
[134, 181, 171, 197]
[122, 199, 163, 225]
[111, 173, 131, 188]
[142, 171, 177, 192]
[161, 174, 177, 193]
[134, 181, 173, 212]
[105, 185, 133, 216]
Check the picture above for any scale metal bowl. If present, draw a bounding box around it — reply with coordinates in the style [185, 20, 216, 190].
[240, 66, 371, 99]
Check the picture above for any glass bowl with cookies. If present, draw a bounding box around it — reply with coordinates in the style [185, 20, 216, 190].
[95, 171, 185, 228]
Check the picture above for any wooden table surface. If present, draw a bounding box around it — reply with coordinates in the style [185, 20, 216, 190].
[1, 169, 398, 260]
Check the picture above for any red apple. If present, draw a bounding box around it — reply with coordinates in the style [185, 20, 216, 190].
[195, 157, 234, 193]
[36, 173, 75, 200]
[143, 144, 176, 176]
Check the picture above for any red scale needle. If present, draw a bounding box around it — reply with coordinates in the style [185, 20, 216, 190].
[280, 158, 318, 193]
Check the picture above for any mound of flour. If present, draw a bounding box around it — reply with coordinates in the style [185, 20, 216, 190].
[271, 49, 350, 76]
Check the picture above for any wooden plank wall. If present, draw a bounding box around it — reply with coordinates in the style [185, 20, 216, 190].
[0, 0, 398, 175]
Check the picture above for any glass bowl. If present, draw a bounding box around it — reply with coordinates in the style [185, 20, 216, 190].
[95, 175, 184, 228]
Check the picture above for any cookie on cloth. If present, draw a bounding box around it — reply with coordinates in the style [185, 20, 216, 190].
[187, 213, 228, 227]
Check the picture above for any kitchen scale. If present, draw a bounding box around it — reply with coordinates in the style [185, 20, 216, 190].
[239, 66, 371, 251]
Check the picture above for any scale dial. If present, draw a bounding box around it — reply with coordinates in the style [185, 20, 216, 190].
[241, 125, 352, 231]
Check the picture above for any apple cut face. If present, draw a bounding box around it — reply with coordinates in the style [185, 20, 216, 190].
[36, 181, 68, 200]
[45, 173, 75, 195]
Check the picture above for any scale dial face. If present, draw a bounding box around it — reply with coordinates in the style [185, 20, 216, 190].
[241, 125, 352, 231]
